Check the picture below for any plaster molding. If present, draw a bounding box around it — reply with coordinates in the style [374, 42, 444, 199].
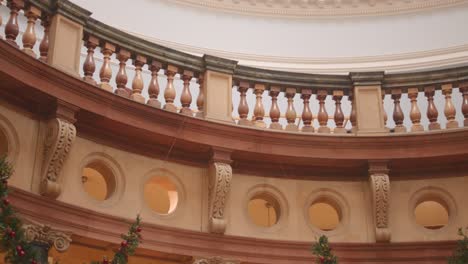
[163, 0, 468, 18]
[23, 220, 72, 252]
[125, 29, 468, 74]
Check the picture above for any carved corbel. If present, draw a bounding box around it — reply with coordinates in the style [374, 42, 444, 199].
[40, 101, 78, 198]
[23, 222, 72, 252]
[193, 256, 240, 264]
[368, 160, 391, 242]
[207, 148, 233, 234]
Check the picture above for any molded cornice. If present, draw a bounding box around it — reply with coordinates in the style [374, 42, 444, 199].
[164, 0, 468, 18]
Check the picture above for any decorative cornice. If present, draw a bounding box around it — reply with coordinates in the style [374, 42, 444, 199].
[23, 220, 72, 252]
[51, 0, 92, 25]
[203, 55, 238, 75]
[164, 0, 468, 19]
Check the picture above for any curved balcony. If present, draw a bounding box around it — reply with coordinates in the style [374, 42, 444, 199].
[0, 0, 467, 263]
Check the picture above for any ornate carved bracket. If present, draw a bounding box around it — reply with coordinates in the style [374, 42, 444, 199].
[193, 256, 240, 264]
[23, 222, 72, 252]
[40, 101, 77, 198]
[207, 148, 233, 234]
[368, 160, 391, 242]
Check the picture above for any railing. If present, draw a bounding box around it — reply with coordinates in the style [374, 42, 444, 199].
[0, 0, 467, 135]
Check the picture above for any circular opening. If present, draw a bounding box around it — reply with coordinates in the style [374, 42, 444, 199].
[248, 193, 281, 228]
[0, 129, 8, 157]
[81, 161, 116, 201]
[414, 200, 449, 230]
[144, 176, 179, 215]
[308, 201, 341, 231]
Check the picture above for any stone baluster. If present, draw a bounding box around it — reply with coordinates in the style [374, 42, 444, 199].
[115, 49, 131, 98]
[317, 89, 330, 133]
[391, 89, 406, 133]
[461, 83, 468, 127]
[21, 5, 40, 57]
[442, 84, 459, 129]
[147, 61, 162, 108]
[382, 93, 388, 130]
[98, 42, 116, 92]
[5, 0, 24, 47]
[349, 91, 357, 133]
[424, 86, 440, 130]
[285, 88, 298, 131]
[333, 90, 346, 134]
[237, 81, 250, 126]
[269, 86, 282, 130]
[39, 16, 50, 62]
[82, 35, 99, 85]
[180, 70, 194, 116]
[163, 65, 178, 112]
[196, 75, 204, 118]
[130, 55, 147, 103]
[253, 84, 266, 128]
[301, 89, 313, 133]
[408, 88, 423, 132]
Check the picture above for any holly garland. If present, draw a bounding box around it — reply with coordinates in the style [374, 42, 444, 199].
[91, 215, 143, 264]
[448, 227, 468, 264]
[311, 235, 338, 264]
[0, 156, 39, 264]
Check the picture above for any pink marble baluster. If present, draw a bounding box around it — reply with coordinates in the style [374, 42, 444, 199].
[98, 42, 116, 92]
[392, 89, 406, 133]
[285, 87, 298, 131]
[301, 89, 313, 133]
[39, 15, 50, 62]
[238, 81, 251, 126]
[349, 90, 357, 133]
[21, 5, 40, 57]
[5, 0, 24, 47]
[180, 70, 194, 116]
[163, 65, 179, 112]
[253, 84, 266, 128]
[408, 88, 423, 132]
[424, 86, 441, 130]
[317, 89, 330, 133]
[115, 49, 131, 98]
[269, 86, 282, 130]
[195, 75, 204, 118]
[333, 90, 346, 134]
[460, 83, 468, 127]
[147, 61, 162, 108]
[130, 55, 147, 103]
[442, 84, 459, 129]
[82, 35, 99, 85]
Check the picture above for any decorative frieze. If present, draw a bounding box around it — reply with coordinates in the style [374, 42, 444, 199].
[368, 160, 391, 242]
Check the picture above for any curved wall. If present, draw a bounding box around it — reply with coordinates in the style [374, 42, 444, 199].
[70, 0, 468, 72]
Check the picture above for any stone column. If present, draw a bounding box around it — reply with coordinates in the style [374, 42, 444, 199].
[23, 221, 72, 264]
[193, 256, 240, 264]
[349, 72, 387, 135]
[368, 160, 391, 242]
[47, 1, 91, 76]
[202, 55, 238, 123]
[207, 147, 233, 234]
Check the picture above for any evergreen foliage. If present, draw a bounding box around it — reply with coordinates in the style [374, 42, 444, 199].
[448, 227, 468, 264]
[311, 235, 338, 264]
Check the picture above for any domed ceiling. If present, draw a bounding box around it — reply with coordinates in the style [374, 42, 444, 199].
[165, 0, 468, 18]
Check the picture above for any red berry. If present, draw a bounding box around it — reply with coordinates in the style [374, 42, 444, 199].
[19, 250, 25, 256]
[121, 240, 128, 247]
[137, 227, 142, 232]
[31, 261, 37, 264]
[16, 245, 22, 251]
[9, 231, 16, 238]
[3, 198, 10, 206]
[2, 180, 7, 185]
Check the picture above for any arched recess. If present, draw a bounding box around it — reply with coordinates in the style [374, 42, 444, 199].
[0, 113, 20, 165]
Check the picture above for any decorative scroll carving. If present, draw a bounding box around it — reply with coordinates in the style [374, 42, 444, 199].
[40, 118, 76, 198]
[208, 162, 232, 234]
[23, 223, 72, 252]
[368, 160, 391, 242]
[193, 256, 240, 264]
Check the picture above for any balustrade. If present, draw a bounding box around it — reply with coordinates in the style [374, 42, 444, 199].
[1, 0, 467, 136]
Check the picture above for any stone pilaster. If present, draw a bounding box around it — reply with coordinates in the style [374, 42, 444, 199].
[368, 160, 391, 242]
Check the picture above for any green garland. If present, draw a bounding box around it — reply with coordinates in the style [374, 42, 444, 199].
[0, 156, 38, 264]
[311, 235, 338, 264]
[448, 227, 468, 264]
[91, 215, 143, 264]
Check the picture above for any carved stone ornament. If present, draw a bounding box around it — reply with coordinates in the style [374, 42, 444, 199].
[40, 118, 76, 198]
[369, 161, 391, 242]
[208, 162, 232, 234]
[193, 256, 240, 264]
[23, 223, 72, 252]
